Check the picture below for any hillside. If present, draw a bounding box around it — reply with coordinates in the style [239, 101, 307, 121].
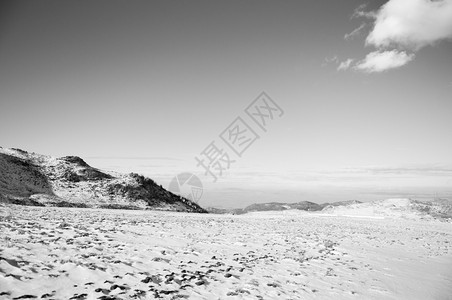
[322, 198, 452, 220]
[0, 147, 206, 213]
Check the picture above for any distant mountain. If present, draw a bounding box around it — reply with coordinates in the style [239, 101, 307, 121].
[205, 207, 245, 215]
[228, 198, 451, 220]
[243, 201, 323, 213]
[207, 198, 452, 220]
[207, 200, 362, 214]
[0, 147, 206, 213]
[319, 200, 362, 208]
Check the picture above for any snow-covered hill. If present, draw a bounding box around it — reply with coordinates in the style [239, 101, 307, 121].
[207, 198, 451, 221]
[0, 147, 206, 213]
[322, 198, 452, 220]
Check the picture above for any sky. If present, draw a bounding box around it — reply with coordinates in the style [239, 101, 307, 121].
[1, 0, 452, 208]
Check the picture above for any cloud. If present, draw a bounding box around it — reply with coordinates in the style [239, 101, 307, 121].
[337, 58, 354, 71]
[344, 23, 366, 40]
[341, 0, 452, 73]
[367, 0, 452, 50]
[366, 166, 452, 176]
[352, 4, 377, 19]
[354, 50, 415, 73]
[321, 55, 338, 67]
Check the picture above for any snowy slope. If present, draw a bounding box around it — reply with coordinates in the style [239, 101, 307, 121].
[322, 198, 452, 220]
[0, 147, 206, 213]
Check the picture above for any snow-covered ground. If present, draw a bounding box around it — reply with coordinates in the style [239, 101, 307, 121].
[1, 205, 451, 299]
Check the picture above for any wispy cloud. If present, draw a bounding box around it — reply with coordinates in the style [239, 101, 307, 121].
[351, 4, 377, 19]
[363, 166, 452, 176]
[340, 0, 452, 73]
[321, 55, 338, 67]
[344, 23, 366, 40]
[354, 50, 415, 73]
[337, 58, 354, 71]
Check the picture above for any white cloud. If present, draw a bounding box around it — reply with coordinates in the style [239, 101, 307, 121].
[337, 59, 354, 71]
[367, 0, 452, 50]
[354, 50, 415, 73]
[341, 0, 452, 73]
[344, 23, 366, 40]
